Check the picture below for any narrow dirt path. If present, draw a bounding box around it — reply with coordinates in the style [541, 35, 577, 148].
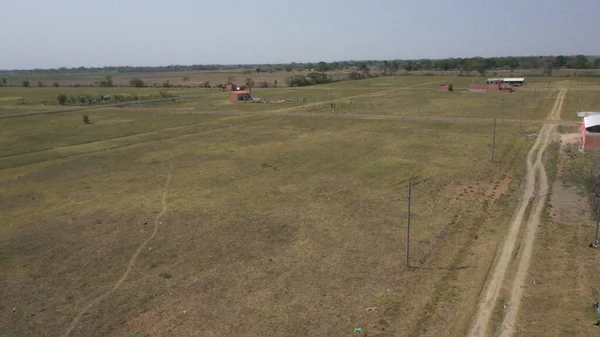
[498, 88, 565, 336]
[61, 164, 173, 337]
[467, 89, 566, 337]
[272, 80, 440, 113]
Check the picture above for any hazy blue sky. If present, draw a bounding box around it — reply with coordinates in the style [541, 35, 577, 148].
[0, 0, 598, 69]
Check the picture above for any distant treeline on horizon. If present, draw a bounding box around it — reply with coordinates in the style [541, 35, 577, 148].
[1, 55, 599, 74]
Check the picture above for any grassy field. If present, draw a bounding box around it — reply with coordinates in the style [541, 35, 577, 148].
[0, 75, 598, 336]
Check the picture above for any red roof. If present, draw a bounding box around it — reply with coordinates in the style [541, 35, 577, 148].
[232, 90, 251, 95]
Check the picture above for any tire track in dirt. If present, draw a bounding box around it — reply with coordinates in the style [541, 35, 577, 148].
[467, 89, 566, 337]
[273, 81, 440, 113]
[61, 164, 173, 337]
[498, 88, 565, 337]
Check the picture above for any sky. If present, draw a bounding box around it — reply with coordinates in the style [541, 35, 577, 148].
[0, 0, 598, 69]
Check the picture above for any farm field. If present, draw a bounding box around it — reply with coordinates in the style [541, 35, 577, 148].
[1, 75, 600, 336]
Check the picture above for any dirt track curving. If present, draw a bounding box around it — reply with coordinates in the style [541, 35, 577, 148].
[61, 164, 173, 337]
[468, 89, 566, 337]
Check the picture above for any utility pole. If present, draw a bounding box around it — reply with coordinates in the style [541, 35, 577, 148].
[491, 118, 497, 162]
[406, 181, 412, 268]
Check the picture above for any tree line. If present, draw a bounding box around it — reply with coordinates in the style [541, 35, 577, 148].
[1, 55, 599, 76]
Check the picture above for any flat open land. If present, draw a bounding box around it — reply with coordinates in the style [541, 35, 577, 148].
[1, 75, 600, 336]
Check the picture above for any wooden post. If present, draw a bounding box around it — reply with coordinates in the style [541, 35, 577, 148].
[406, 181, 412, 268]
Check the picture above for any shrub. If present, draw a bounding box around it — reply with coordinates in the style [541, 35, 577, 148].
[348, 72, 364, 80]
[22, 80, 30, 87]
[53, 82, 60, 87]
[130, 78, 144, 87]
[158, 91, 175, 98]
[57, 94, 68, 105]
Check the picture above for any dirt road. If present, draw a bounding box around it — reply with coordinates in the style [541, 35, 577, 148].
[468, 89, 566, 337]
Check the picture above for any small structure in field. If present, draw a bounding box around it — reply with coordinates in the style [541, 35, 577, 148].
[487, 77, 526, 86]
[578, 111, 600, 151]
[469, 82, 514, 93]
[230, 90, 252, 103]
[440, 84, 454, 91]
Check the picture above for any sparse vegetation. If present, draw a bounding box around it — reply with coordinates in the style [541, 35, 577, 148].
[1, 75, 599, 337]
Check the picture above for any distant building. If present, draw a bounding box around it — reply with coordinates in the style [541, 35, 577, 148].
[440, 84, 453, 91]
[578, 111, 600, 151]
[469, 82, 514, 93]
[230, 90, 252, 103]
[486, 78, 526, 86]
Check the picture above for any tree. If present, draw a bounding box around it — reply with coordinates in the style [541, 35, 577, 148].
[57, 94, 68, 105]
[22, 80, 30, 87]
[162, 80, 171, 88]
[182, 76, 189, 82]
[381, 60, 389, 75]
[245, 78, 255, 88]
[555, 55, 568, 68]
[53, 82, 60, 87]
[541, 58, 554, 76]
[307, 72, 330, 84]
[571, 55, 590, 69]
[420, 59, 432, 70]
[99, 76, 113, 87]
[357, 63, 369, 72]
[594, 58, 600, 69]
[390, 60, 400, 74]
[404, 61, 413, 71]
[37, 81, 43, 87]
[256, 68, 261, 74]
[129, 78, 144, 87]
[316, 61, 329, 72]
[1, 78, 6, 86]
[507, 57, 520, 72]
[348, 71, 364, 80]
[475, 63, 487, 76]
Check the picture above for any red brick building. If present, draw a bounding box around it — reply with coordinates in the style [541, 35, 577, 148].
[230, 90, 252, 102]
[580, 112, 600, 151]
